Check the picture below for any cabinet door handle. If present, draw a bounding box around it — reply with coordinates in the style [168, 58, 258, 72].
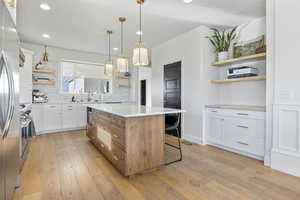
[237, 113, 249, 116]
[236, 125, 249, 129]
[68, 109, 73, 111]
[113, 134, 118, 138]
[113, 155, 119, 161]
[211, 111, 218, 113]
[237, 141, 249, 146]
[50, 106, 56, 108]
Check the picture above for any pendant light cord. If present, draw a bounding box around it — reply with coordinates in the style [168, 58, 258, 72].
[139, 2, 142, 43]
[121, 21, 124, 54]
[108, 33, 111, 59]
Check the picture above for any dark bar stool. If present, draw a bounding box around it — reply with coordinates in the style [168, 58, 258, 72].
[165, 113, 182, 165]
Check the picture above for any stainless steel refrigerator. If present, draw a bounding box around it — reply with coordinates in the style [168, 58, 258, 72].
[0, 0, 21, 199]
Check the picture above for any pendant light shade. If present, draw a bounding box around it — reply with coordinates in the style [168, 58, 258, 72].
[116, 17, 129, 73]
[132, 0, 150, 67]
[105, 30, 115, 76]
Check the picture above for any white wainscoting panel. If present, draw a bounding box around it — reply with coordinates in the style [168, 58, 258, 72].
[272, 105, 300, 177]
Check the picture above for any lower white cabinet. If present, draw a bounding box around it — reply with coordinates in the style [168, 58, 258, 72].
[32, 104, 87, 134]
[206, 108, 266, 159]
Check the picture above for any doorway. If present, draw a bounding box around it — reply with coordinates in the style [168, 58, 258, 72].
[164, 61, 182, 137]
[140, 80, 146, 106]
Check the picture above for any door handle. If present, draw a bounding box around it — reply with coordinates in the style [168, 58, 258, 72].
[1, 51, 15, 139]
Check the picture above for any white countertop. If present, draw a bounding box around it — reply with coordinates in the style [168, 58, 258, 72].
[88, 104, 185, 118]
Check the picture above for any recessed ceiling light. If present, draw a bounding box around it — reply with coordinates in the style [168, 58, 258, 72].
[113, 47, 119, 51]
[42, 34, 50, 38]
[40, 3, 51, 10]
[183, 0, 193, 3]
[136, 31, 143, 35]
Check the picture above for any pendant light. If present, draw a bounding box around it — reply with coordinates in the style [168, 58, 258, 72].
[116, 17, 129, 73]
[42, 45, 49, 63]
[132, 0, 150, 67]
[104, 30, 115, 76]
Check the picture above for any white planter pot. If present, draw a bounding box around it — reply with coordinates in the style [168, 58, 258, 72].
[218, 51, 229, 61]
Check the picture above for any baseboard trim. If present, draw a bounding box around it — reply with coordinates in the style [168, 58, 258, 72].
[271, 149, 300, 178]
[37, 127, 86, 135]
[182, 135, 203, 145]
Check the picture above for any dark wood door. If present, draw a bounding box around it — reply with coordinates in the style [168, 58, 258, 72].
[164, 61, 181, 109]
[164, 61, 181, 137]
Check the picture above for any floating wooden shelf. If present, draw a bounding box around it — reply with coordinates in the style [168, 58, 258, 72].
[118, 84, 131, 88]
[33, 80, 55, 85]
[211, 53, 266, 66]
[211, 76, 266, 84]
[116, 76, 130, 80]
[33, 69, 55, 73]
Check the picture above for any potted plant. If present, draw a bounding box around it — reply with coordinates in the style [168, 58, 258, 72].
[207, 27, 238, 61]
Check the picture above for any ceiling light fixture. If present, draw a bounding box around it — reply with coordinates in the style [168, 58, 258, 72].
[132, 0, 150, 67]
[116, 17, 129, 73]
[40, 3, 51, 10]
[104, 30, 115, 77]
[42, 34, 50, 38]
[183, 0, 193, 3]
[113, 47, 119, 51]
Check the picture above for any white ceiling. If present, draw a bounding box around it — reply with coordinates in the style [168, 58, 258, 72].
[18, 0, 266, 55]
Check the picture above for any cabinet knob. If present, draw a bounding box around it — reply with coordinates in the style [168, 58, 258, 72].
[237, 141, 249, 146]
[236, 125, 249, 129]
[237, 113, 249, 116]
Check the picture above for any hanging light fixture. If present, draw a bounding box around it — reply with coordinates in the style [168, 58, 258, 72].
[104, 30, 115, 76]
[132, 0, 150, 67]
[116, 17, 129, 73]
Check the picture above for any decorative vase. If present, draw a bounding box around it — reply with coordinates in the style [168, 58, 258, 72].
[218, 51, 229, 61]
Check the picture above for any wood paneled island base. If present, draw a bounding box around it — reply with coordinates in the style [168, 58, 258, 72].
[87, 108, 167, 176]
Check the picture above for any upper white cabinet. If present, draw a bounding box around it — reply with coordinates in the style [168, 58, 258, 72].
[20, 49, 33, 104]
[3, 0, 17, 25]
[205, 108, 266, 159]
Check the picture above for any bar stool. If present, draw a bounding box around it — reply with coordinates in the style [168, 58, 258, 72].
[165, 113, 182, 165]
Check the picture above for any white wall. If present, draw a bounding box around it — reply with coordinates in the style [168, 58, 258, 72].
[151, 26, 217, 143]
[22, 42, 135, 103]
[267, 0, 300, 177]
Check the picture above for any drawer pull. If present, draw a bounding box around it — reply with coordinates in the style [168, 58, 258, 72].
[113, 155, 119, 161]
[113, 134, 118, 138]
[236, 125, 249, 129]
[237, 113, 249, 116]
[50, 106, 56, 108]
[237, 141, 249, 146]
[68, 109, 73, 111]
[211, 111, 218, 113]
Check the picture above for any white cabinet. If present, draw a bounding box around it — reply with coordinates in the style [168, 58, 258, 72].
[44, 105, 62, 131]
[19, 48, 33, 104]
[31, 104, 44, 133]
[77, 105, 87, 128]
[205, 108, 265, 159]
[62, 104, 77, 129]
[32, 104, 87, 134]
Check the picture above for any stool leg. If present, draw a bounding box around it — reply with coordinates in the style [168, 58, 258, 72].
[165, 128, 183, 165]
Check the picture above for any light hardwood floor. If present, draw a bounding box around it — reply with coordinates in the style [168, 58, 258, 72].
[14, 130, 300, 200]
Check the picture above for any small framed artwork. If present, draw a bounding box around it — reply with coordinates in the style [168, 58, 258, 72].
[233, 35, 265, 58]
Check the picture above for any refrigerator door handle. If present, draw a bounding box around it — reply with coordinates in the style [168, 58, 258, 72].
[0, 51, 15, 139]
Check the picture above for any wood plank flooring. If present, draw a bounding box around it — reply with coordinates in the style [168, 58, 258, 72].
[14, 130, 300, 200]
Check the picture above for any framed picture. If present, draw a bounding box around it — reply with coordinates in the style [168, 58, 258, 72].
[233, 35, 265, 58]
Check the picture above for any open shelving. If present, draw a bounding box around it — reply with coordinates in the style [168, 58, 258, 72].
[211, 53, 266, 67]
[32, 80, 55, 85]
[211, 76, 266, 84]
[32, 69, 55, 74]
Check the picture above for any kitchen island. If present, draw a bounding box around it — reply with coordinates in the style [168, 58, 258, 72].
[86, 104, 184, 176]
